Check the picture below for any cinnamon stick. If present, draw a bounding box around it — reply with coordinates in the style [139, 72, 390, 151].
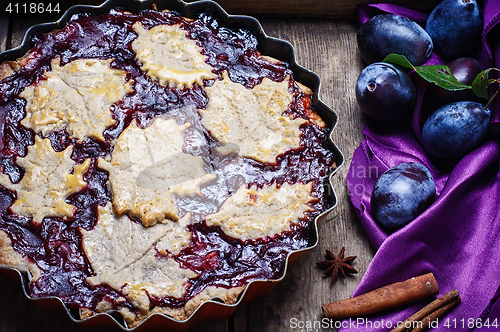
[391, 289, 460, 332]
[322, 273, 439, 320]
[411, 296, 460, 332]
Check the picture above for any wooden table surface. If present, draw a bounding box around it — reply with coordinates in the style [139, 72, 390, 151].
[0, 4, 378, 331]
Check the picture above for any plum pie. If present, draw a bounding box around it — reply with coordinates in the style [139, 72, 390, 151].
[0, 4, 336, 328]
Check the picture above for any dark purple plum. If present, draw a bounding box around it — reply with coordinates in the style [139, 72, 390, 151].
[448, 57, 482, 86]
[426, 57, 483, 110]
[422, 101, 490, 160]
[425, 0, 482, 59]
[357, 14, 433, 65]
[356, 62, 416, 122]
[371, 162, 436, 230]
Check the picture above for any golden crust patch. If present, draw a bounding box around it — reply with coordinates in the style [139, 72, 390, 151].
[0, 136, 90, 224]
[98, 118, 215, 227]
[199, 72, 307, 163]
[20, 58, 133, 142]
[81, 203, 195, 314]
[206, 182, 316, 240]
[132, 22, 217, 88]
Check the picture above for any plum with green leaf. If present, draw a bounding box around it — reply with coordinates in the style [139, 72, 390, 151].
[426, 57, 484, 110]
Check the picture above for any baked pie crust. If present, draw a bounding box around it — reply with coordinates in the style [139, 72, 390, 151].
[206, 182, 317, 241]
[200, 72, 308, 163]
[20, 58, 133, 142]
[0, 5, 336, 328]
[0, 136, 91, 224]
[132, 22, 218, 88]
[98, 118, 216, 226]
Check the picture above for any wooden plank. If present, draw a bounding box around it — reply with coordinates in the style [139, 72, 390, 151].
[58, 0, 441, 19]
[232, 18, 376, 331]
[191, 319, 230, 332]
[0, 12, 9, 52]
[233, 0, 439, 18]
[10, 14, 60, 50]
[233, 303, 248, 331]
[0, 271, 231, 332]
[0, 273, 116, 332]
[188, 0, 441, 19]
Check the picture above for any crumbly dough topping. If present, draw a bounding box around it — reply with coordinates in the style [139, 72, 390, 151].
[20, 58, 133, 141]
[81, 203, 195, 314]
[0, 136, 90, 224]
[206, 182, 316, 240]
[132, 22, 217, 88]
[98, 118, 216, 227]
[139, 285, 246, 326]
[0, 10, 330, 327]
[199, 72, 307, 163]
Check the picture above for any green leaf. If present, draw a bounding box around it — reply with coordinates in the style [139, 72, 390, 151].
[471, 68, 500, 99]
[382, 54, 414, 69]
[383, 54, 500, 105]
[383, 53, 471, 91]
[414, 65, 471, 91]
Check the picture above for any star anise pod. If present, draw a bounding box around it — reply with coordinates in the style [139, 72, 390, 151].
[316, 247, 358, 283]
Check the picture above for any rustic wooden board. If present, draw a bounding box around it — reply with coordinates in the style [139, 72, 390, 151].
[9, 13, 62, 49]
[0, 12, 8, 52]
[0, 273, 115, 332]
[0, 273, 229, 332]
[0, 11, 375, 332]
[56, 0, 441, 19]
[189, 0, 441, 18]
[231, 18, 376, 331]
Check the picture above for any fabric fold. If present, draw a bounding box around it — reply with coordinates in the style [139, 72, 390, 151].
[342, 1, 500, 331]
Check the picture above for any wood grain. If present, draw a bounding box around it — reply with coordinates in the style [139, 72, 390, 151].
[9, 14, 62, 49]
[0, 12, 8, 52]
[0, 11, 375, 332]
[213, 0, 440, 18]
[231, 18, 375, 332]
[56, 0, 441, 19]
[0, 274, 115, 332]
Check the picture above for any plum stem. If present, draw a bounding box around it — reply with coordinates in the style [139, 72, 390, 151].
[484, 85, 500, 110]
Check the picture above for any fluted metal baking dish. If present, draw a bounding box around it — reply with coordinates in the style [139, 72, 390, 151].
[0, 0, 344, 330]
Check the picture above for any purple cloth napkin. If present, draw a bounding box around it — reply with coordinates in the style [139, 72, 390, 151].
[341, 1, 500, 331]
